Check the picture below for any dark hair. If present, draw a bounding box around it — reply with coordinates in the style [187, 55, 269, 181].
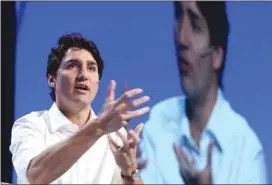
[46, 33, 104, 101]
[174, 2, 230, 88]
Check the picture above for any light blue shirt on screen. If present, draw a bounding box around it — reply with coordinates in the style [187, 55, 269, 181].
[140, 89, 267, 184]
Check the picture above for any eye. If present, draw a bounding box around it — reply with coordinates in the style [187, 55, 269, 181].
[192, 21, 201, 32]
[67, 63, 78, 69]
[88, 66, 97, 72]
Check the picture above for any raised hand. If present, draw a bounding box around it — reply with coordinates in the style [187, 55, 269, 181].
[174, 140, 214, 184]
[97, 80, 150, 134]
[108, 123, 147, 176]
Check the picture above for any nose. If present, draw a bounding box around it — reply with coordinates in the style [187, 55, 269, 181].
[175, 18, 190, 51]
[77, 68, 88, 81]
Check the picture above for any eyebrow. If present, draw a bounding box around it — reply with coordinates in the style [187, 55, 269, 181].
[86, 60, 97, 66]
[187, 8, 204, 22]
[66, 59, 97, 66]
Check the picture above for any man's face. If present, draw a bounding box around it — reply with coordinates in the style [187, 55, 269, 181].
[175, 2, 220, 98]
[50, 47, 99, 107]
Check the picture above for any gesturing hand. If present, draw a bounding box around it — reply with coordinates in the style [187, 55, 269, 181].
[174, 141, 214, 184]
[108, 123, 147, 176]
[98, 80, 150, 134]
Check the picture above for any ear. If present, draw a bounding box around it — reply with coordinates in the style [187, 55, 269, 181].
[212, 47, 224, 71]
[47, 74, 56, 88]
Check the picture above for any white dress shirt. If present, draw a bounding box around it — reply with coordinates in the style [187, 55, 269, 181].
[10, 103, 125, 184]
[140, 89, 267, 184]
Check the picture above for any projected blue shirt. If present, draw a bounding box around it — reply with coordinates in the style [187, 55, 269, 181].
[140, 89, 267, 184]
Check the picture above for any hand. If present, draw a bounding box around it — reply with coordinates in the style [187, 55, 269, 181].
[174, 140, 214, 184]
[98, 80, 150, 134]
[108, 123, 147, 176]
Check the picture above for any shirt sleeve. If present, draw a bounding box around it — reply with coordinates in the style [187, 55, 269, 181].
[238, 148, 268, 184]
[110, 167, 123, 184]
[139, 109, 165, 184]
[235, 124, 268, 184]
[9, 115, 45, 184]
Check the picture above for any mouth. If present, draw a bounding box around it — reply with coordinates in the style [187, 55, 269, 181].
[74, 84, 90, 92]
[178, 55, 190, 74]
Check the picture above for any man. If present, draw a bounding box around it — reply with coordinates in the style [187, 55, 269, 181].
[140, 1, 267, 184]
[10, 33, 149, 184]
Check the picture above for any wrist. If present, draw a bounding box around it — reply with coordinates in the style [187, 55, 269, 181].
[121, 162, 138, 176]
[85, 118, 105, 138]
[121, 169, 141, 182]
[121, 169, 133, 177]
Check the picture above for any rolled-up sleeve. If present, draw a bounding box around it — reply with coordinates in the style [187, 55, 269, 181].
[10, 115, 45, 184]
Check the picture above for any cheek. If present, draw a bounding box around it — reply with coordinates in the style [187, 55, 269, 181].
[196, 58, 213, 83]
[91, 72, 99, 83]
[57, 73, 75, 90]
[191, 36, 207, 52]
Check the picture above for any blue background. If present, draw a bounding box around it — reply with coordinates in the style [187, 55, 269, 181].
[14, 2, 272, 183]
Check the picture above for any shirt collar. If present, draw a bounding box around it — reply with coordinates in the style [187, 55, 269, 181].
[205, 89, 229, 152]
[48, 103, 96, 133]
[180, 89, 229, 152]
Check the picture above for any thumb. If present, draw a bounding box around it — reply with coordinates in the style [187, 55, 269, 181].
[105, 80, 116, 103]
[135, 123, 144, 135]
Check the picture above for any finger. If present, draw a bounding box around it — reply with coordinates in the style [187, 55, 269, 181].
[173, 144, 196, 175]
[127, 130, 142, 165]
[128, 130, 140, 148]
[107, 134, 119, 153]
[123, 83, 129, 93]
[116, 131, 130, 152]
[123, 111, 131, 131]
[121, 120, 129, 130]
[207, 140, 214, 168]
[115, 95, 150, 114]
[122, 84, 131, 131]
[126, 96, 150, 110]
[121, 107, 150, 120]
[135, 123, 144, 135]
[116, 88, 144, 105]
[173, 145, 193, 181]
[173, 144, 182, 162]
[105, 80, 116, 103]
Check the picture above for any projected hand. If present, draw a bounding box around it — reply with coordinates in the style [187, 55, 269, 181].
[174, 140, 214, 184]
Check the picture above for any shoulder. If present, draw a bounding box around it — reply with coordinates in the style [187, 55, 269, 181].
[150, 96, 185, 115]
[148, 95, 185, 126]
[12, 110, 49, 134]
[143, 96, 185, 136]
[224, 102, 263, 152]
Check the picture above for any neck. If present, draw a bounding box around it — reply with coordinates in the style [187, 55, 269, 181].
[56, 101, 92, 128]
[186, 85, 218, 145]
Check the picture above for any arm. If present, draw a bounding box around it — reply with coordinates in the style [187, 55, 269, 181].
[122, 178, 144, 184]
[239, 148, 267, 184]
[110, 166, 144, 184]
[10, 116, 104, 184]
[138, 125, 161, 184]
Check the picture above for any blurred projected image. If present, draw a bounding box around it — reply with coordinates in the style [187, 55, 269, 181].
[139, 1, 267, 184]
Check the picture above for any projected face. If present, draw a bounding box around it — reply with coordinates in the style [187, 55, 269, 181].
[52, 47, 99, 107]
[175, 1, 222, 98]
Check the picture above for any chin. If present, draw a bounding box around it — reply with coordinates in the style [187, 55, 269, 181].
[181, 77, 191, 94]
[181, 79, 198, 99]
[73, 97, 91, 106]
